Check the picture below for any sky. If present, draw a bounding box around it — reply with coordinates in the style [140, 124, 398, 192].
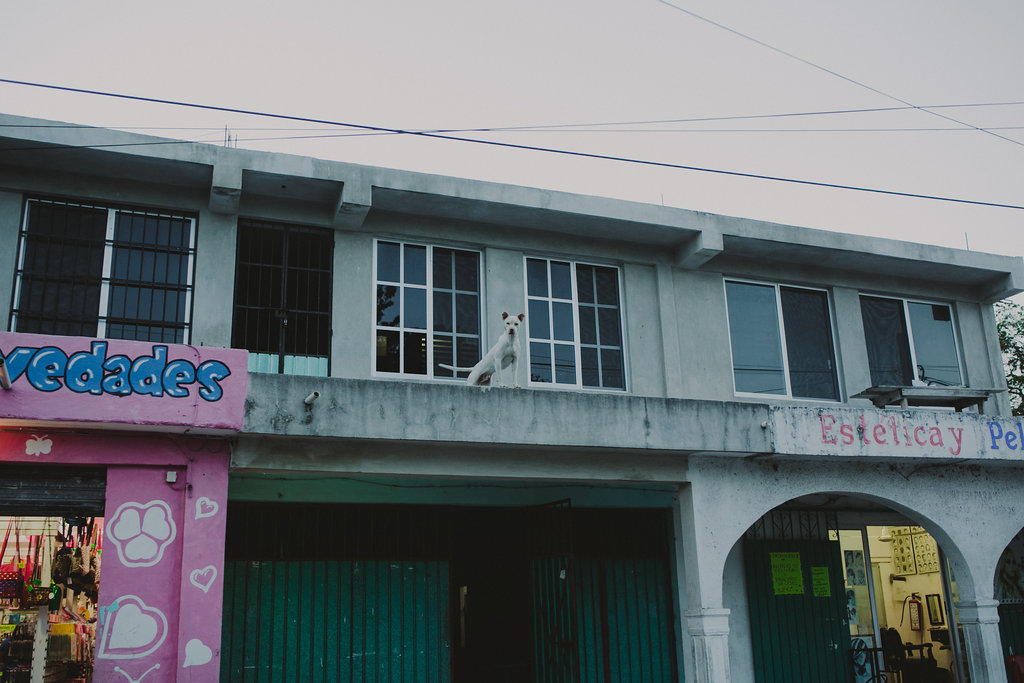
[1, 0, 1022, 261]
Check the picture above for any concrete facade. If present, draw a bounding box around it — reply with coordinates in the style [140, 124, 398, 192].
[1, 113, 1024, 682]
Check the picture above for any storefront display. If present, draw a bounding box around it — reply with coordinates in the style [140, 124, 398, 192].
[0, 517, 101, 682]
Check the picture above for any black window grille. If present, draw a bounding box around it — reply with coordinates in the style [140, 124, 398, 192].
[232, 220, 333, 376]
[12, 198, 195, 343]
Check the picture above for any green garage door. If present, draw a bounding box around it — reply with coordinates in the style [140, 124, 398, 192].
[221, 559, 450, 682]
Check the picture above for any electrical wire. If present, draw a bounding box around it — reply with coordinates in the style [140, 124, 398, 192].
[4, 99, 1024, 134]
[1, 78, 1023, 211]
[655, 0, 1024, 149]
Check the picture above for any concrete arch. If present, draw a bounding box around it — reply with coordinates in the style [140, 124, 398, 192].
[683, 455, 1024, 611]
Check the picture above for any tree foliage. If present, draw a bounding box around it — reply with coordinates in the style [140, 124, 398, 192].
[996, 300, 1024, 416]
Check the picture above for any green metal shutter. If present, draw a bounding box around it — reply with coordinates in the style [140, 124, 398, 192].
[743, 538, 851, 683]
[576, 558, 677, 683]
[221, 559, 450, 682]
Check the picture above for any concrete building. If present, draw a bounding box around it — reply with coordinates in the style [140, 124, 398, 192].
[1, 112, 1023, 683]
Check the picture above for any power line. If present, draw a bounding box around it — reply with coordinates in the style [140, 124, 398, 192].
[5, 99, 1024, 134]
[0, 78, 1022, 211]
[655, 0, 1024, 150]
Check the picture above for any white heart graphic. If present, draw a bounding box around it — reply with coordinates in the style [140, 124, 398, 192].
[189, 565, 217, 593]
[98, 596, 168, 660]
[195, 497, 219, 520]
[183, 638, 213, 667]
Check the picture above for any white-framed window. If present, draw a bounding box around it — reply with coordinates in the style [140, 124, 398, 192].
[860, 295, 963, 387]
[724, 280, 840, 400]
[374, 240, 482, 378]
[11, 198, 196, 343]
[525, 257, 626, 390]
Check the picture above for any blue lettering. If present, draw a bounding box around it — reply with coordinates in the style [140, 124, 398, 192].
[1007, 431, 1019, 450]
[4, 343, 231, 402]
[65, 342, 107, 395]
[196, 361, 230, 402]
[26, 347, 67, 392]
[129, 346, 167, 397]
[2, 347, 36, 381]
[102, 355, 132, 396]
[162, 360, 196, 398]
[989, 421, 1004, 450]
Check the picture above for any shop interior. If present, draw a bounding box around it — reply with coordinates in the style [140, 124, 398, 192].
[0, 516, 102, 683]
[841, 525, 961, 683]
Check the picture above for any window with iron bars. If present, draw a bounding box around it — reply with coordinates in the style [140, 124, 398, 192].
[11, 198, 196, 343]
[232, 219, 333, 376]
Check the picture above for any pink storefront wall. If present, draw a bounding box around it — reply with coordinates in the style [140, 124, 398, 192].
[0, 332, 248, 682]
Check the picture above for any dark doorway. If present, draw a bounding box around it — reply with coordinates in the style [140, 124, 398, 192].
[451, 508, 533, 683]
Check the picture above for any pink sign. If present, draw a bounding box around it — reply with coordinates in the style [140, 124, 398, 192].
[0, 332, 247, 432]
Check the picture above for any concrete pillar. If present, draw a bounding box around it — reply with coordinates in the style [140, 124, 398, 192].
[674, 487, 732, 683]
[958, 599, 1005, 682]
[686, 608, 732, 683]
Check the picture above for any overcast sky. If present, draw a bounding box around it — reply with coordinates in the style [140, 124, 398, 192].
[1, 0, 1022, 260]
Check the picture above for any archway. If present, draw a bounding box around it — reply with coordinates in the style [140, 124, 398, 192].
[996, 528, 1024, 680]
[724, 493, 966, 683]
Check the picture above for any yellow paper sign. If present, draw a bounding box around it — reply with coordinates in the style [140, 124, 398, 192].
[770, 552, 804, 595]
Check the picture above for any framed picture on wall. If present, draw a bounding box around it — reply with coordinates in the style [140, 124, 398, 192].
[926, 593, 944, 625]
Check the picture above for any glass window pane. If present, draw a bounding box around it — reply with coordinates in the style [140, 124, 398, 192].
[581, 347, 599, 387]
[433, 292, 453, 333]
[377, 242, 400, 282]
[404, 244, 427, 285]
[404, 332, 427, 374]
[527, 259, 548, 297]
[528, 299, 550, 339]
[576, 265, 595, 304]
[908, 302, 961, 386]
[550, 262, 572, 299]
[405, 287, 427, 330]
[860, 296, 914, 386]
[726, 281, 786, 395]
[552, 302, 574, 341]
[377, 285, 400, 326]
[781, 287, 838, 400]
[530, 341, 552, 383]
[579, 306, 597, 345]
[433, 249, 453, 290]
[433, 334, 454, 377]
[376, 330, 400, 372]
[600, 348, 624, 389]
[454, 251, 479, 292]
[456, 336, 480, 369]
[455, 293, 479, 334]
[595, 268, 619, 305]
[554, 344, 576, 384]
[598, 307, 621, 346]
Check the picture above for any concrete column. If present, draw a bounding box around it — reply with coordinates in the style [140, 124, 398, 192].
[191, 209, 237, 348]
[686, 608, 732, 683]
[958, 599, 1004, 682]
[0, 190, 23, 328]
[674, 487, 732, 683]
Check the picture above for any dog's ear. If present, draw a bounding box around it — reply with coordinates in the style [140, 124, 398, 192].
[502, 311, 509, 320]
[518, 313, 525, 321]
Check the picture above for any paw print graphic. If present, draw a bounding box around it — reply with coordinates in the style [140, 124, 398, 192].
[108, 501, 177, 568]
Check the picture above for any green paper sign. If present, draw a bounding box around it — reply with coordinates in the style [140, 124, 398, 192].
[811, 566, 831, 597]
[770, 551, 804, 595]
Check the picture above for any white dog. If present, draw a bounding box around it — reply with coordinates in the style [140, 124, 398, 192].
[440, 312, 524, 387]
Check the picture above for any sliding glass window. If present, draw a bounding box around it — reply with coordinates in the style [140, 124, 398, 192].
[725, 280, 839, 400]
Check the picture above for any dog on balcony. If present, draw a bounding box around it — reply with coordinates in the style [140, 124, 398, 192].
[440, 312, 524, 387]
